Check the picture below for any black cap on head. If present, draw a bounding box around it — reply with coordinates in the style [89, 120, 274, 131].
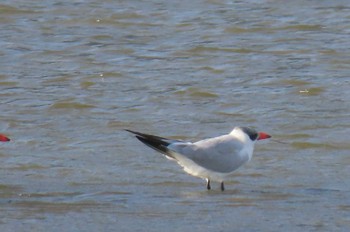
[240, 127, 258, 141]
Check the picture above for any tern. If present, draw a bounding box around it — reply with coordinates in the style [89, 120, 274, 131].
[0, 134, 10, 142]
[126, 127, 271, 191]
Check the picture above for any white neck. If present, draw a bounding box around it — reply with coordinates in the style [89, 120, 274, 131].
[230, 128, 256, 161]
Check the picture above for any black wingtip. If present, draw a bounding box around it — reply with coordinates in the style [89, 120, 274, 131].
[126, 129, 174, 157]
[125, 129, 156, 138]
[135, 135, 171, 156]
[125, 129, 139, 135]
[125, 129, 169, 145]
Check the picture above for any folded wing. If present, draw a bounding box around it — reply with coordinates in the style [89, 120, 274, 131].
[169, 135, 246, 173]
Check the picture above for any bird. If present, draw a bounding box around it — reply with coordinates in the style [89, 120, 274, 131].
[126, 127, 271, 191]
[0, 134, 10, 142]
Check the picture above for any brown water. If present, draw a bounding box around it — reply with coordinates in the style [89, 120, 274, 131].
[1, 1, 350, 231]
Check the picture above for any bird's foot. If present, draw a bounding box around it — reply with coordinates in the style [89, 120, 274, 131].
[221, 182, 225, 191]
[206, 179, 211, 190]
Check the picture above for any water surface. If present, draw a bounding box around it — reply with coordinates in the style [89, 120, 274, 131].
[1, 0, 350, 231]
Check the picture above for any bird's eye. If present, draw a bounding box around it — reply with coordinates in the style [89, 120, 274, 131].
[249, 133, 258, 141]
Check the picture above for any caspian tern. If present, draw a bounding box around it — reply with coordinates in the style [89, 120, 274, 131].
[0, 134, 10, 142]
[126, 127, 271, 191]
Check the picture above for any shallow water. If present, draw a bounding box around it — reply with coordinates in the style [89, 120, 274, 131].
[1, 0, 350, 231]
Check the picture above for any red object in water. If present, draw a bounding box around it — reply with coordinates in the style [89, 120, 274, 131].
[0, 134, 10, 142]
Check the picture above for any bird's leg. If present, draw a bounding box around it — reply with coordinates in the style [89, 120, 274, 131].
[206, 179, 211, 190]
[220, 182, 225, 191]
